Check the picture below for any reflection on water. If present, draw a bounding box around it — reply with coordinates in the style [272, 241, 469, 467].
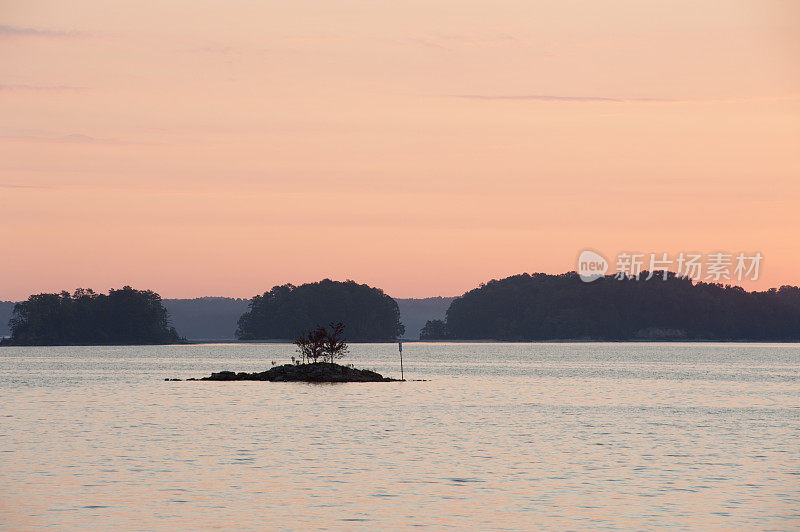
[1, 343, 799, 530]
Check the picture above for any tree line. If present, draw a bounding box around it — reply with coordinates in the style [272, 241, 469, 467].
[2, 279, 405, 346]
[7, 274, 800, 345]
[2, 286, 184, 345]
[420, 271, 800, 341]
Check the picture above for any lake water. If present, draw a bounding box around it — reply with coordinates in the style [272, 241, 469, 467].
[1, 342, 799, 530]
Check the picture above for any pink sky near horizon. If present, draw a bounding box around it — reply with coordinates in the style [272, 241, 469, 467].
[1, 0, 799, 301]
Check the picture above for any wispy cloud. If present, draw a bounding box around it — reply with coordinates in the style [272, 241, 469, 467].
[0, 183, 54, 189]
[192, 43, 240, 55]
[394, 32, 524, 51]
[433, 32, 520, 46]
[455, 94, 676, 103]
[454, 94, 800, 104]
[57, 133, 102, 143]
[0, 84, 85, 92]
[0, 129, 157, 145]
[187, 39, 297, 57]
[0, 25, 84, 38]
[0, 132, 111, 144]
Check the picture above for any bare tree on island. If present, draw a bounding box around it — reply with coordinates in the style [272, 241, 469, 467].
[293, 322, 348, 364]
[323, 322, 348, 363]
[293, 327, 325, 364]
[293, 333, 310, 364]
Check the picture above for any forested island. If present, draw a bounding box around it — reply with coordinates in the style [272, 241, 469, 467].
[421, 272, 800, 341]
[161, 296, 447, 340]
[1, 287, 184, 346]
[4, 274, 800, 345]
[236, 279, 405, 341]
[0, 296, 447, 341]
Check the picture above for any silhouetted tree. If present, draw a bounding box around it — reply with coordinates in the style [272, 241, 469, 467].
[419, 319, 448, 340]
[322, 322, 349, 362]
[293, 333, 310, 364]
[294, 326, 327, 363]
[294, 322, 349, 364]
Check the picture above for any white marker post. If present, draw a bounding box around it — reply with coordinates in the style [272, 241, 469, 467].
[398, 338, 404, 381]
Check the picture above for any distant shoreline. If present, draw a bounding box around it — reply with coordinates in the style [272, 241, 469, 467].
[4, 339, 800, 347]
[188, 339, 800, 345]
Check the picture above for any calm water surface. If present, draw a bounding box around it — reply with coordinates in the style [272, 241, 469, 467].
[1, 343, 799, 530]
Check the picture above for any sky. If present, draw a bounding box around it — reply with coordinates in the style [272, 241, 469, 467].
[1, 0, 799, 301]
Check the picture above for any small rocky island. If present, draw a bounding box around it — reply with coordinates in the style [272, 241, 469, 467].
[170, 322, 403, 383]
[192, 362, 398, 382]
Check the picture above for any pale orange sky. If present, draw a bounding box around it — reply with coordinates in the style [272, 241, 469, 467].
[1, 0, 799, 301]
